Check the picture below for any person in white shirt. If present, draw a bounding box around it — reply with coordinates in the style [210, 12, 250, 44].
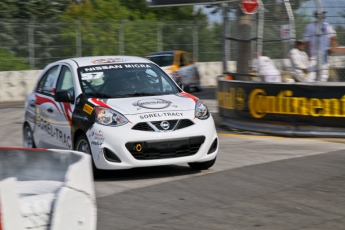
[289, 40, 316, 82]
[252, 51, 281, 83]
[303, 11, 337, 81]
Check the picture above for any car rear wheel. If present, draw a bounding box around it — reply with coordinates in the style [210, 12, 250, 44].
[188, 157, 216, 170]
[23, 124, 36, 148]
[75, 134, 103, 178]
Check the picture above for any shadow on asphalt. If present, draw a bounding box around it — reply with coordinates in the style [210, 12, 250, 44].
[95, 164, 202, 181]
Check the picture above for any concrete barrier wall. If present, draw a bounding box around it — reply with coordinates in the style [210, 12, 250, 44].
[0, 70, 41, 104]
[0, 148, 96, 230]
[0, 57, 344, 104]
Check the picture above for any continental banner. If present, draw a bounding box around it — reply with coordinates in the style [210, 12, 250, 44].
[217, 80, 345, 128]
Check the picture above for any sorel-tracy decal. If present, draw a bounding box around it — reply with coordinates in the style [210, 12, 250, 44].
[139, 112, 183, 119]
[133, 98, 172, 109]
[36, 115, 72, 148]
[83, 103, 94, 115]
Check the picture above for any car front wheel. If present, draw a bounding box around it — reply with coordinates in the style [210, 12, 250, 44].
[75, 134, 103, 178]
[188, 157, 216, 170]
[23, 124, 36, 148]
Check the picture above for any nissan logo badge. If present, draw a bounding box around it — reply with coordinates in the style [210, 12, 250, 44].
[160, 121, 170, 130]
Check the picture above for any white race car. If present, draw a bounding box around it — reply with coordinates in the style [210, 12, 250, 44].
[23, 56, 218, 175]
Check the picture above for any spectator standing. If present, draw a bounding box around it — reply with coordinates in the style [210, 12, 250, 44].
[252, 51, 281, 83]
[303, 11, 337, 81]
[289, 40, 316, 82]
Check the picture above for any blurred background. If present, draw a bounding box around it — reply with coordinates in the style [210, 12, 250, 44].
[0, 0, 344, 79]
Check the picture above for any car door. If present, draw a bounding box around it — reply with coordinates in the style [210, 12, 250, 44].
[34, 65, 61, 148]
[51, 64, 76, 149]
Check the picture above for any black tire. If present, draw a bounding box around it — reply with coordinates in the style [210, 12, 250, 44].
[75, 134, 103, 178]
[23, 123, 36, 148]
[188, 157, 216, 170]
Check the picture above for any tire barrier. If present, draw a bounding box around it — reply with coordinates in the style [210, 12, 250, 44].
[0, 147, 96, 230]
[217, 77, 345, 137]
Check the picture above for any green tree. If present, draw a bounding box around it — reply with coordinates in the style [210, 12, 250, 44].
[0, 0, 74, 70]
[58, 0, 210, 58]
[0, 49, 31, 71]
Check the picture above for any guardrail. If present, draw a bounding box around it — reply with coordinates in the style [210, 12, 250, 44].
[0, 147, 96, 230]
[217, 77, 345, 137]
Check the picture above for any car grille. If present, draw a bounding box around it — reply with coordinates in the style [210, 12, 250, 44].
[125, 136, 205, 160]
[132, 119, 194, 132]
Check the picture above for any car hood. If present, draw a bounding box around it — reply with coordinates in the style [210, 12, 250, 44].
[88, 93, 199, 115]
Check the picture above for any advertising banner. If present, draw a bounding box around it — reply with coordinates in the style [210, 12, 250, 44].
[218, 79, 345, 129]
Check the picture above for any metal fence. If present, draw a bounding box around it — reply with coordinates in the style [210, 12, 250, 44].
[0, 0, 344, 80]
[0, 19, 223, 69]
[225, 0, 345, 81]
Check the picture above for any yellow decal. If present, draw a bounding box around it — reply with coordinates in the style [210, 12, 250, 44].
[83, 104, 94, 115]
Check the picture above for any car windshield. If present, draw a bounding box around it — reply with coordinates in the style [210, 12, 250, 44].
[78, 63, 180, 98]
[146, 54, 174, 67]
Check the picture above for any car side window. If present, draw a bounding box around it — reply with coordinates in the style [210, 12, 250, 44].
[56, 65, 75, 98]
[36, 65, 59, 96]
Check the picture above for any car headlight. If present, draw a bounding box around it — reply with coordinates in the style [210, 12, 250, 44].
[195, 100, 210, 120]
[95, 107, 128, 126]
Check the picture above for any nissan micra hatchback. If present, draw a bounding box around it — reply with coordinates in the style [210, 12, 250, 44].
[23, 56, 218, 175]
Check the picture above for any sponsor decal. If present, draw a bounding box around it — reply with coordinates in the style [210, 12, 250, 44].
[89, 130, 105, 141]
[91, 58, 130, 64]
[218, 87, 345, 119]
[123, 64, 152, 68]
[139, 112, 183, 119]
[91, 141, 103, 146]
[36, 116, 72, 148]
[133, 98, 171, 109]
[83, 103, 94, 115]
[84, 64, 151, 72]
[73, 114, 88, 121]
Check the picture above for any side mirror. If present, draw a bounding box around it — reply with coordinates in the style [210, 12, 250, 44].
[55, 90, 74, 104]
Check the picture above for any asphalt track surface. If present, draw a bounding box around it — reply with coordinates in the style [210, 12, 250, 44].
[1, 88, 345, 230]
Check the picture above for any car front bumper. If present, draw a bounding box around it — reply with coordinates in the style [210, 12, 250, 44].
[86, 115, 218, 170]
